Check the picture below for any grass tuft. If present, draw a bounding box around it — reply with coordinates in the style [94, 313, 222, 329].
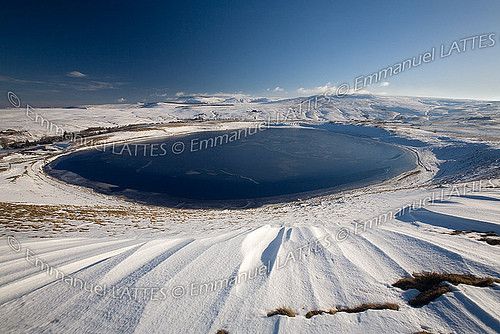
[336, 303, 399, 313]
[305, 310, 325, 319]
[448, 230, 499, 245]
[393, 272, 499, 307]
[305, 303, 398, 319]
[479, 237, 500, 245]
[216, 330, 229, 334]
[267, 307, 297, 318]
[409, 285, 453, 307]
[305, 309, 337, 319]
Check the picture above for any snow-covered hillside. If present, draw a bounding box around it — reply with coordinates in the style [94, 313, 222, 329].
[0, 94, 499, 334]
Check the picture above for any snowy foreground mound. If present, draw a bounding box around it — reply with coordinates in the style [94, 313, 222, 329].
[0, 94, 499, 333]
[1, 190, 499, 333]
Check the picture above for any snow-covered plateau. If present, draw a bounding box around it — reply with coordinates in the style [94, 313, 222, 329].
[0, 94, 499, 334]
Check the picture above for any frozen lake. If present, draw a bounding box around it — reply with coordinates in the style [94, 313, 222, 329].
[46, 126, 417, 208]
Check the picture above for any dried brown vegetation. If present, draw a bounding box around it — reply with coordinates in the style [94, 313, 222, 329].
[266, 307, 298, 318]
[447, 230, 500, 246]
[305, 303, 399, 319]
[0, 201, 189, 236]
[393, 272, 499, 307]
[305, 309, 335, 319]
[336, 302, 400, 313]
[479, 237, 500, 245]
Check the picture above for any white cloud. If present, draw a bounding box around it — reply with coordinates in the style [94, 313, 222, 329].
[267, 86, 285, 92]
[175, 91, 185, 97]
[379, 81, 390, 87]
[117, 97, 126, 103]
[296, 82, 374, 97]
[66, 71, 87, 78]
[297, 82, 338, 95]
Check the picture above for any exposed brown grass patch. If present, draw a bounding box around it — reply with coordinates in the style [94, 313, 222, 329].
[409, 285, 453, 307]
[216, 330, 229, 334]
[305, 309, 336, 319]
[0, 201, 192, 236]
[305, 303, 399, 319]
[479, 237, 500, 245]
[267, 307, 297, 318]
[447, 230, 499, 246]
[393, 272, 499, 307]
[336, 302, 399, 313]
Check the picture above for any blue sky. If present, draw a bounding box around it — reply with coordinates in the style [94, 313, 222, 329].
[1, 0, 499, 106]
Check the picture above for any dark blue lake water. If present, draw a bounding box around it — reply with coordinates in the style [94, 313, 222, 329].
[46, 126, 417, 208]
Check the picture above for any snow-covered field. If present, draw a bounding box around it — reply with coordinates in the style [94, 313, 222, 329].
[0, 94, 499, 333]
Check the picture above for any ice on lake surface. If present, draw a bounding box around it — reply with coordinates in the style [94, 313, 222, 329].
[47, 127, 416, 207]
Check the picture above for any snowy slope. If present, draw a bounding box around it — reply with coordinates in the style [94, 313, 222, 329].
[0, 94, 499, 334]
[1, 190, 499, 333]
